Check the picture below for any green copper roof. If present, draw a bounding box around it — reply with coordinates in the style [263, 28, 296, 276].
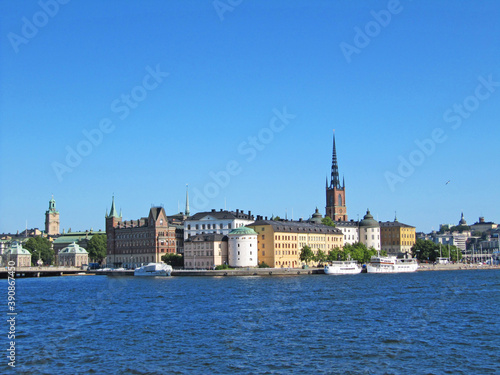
[359, 209, 379, 228]
[60, 242, 88, 254]
[6, 242, 31, 255]
[228, 227, 258, 236]
[108, 196, 120, 218]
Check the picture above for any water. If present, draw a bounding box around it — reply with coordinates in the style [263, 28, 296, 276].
[6, 270, 500, 374]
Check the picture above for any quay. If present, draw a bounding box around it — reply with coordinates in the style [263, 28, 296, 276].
[100, 267, 325, 277]
[0, 266, 92, 278]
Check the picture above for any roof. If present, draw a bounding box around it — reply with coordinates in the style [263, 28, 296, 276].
[228, 227, 257, 236]
[6, 242, 31, 256]
[379, 221, 415, 229]
[184, 233, 228, 242]
[59, 242, 88, 255]
[187, 210, 254, 221]
[248, 220, 342, 234]
[359, 210, 379, 228]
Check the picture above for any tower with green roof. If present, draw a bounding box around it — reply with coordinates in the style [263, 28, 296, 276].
[105, 196, 122, 266]
[45, 195, 60, 236]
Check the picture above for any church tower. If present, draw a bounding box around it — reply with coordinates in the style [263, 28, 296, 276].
[326, 132, 347, 221]
[45, 195, 60, 235]
[105, 196, 122, 266]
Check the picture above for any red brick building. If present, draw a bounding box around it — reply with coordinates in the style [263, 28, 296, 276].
[105, 197, 176, 268]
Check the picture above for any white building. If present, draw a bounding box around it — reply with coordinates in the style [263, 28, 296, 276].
[228, 227, 258, 268]
[335, 221, 360, 245]
[358, 209, 381, 251]
[184, 209, 255, 240]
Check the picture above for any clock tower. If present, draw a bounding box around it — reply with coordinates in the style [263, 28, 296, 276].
[326, 132, 347, 221]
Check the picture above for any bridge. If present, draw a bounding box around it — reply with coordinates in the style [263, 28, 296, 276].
[0, 266, 94, 278]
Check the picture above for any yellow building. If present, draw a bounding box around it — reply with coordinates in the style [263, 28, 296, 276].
[380, 219, 416, 255]
[248, 219, 344, 268]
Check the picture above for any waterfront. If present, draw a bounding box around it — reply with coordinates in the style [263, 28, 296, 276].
[8, 270, 500, 374]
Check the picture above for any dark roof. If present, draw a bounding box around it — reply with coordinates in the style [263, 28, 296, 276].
[184, 233, 228, 242]
[334, 220, 359, 228]
[149, 207, 165, 221]
[187, 210, 253, 221]
[248, 220, 342, 234]
[379, 221, 415, 228]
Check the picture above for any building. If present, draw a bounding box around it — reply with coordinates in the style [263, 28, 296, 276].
[45, 195, 60, 236]
[326, 132, 347, 221]
[183, 233, 228, 269]
[105, 197, 176, 268]
[470, 217, 498, 233]
[52, 229, 106, 264]
[2, 242, 31, 267]
[58, 242, 89, 267]
[380, 217, 416, 255]
[228, 227, 258, 268]
[335, 221, 360, 245]
[248, 218, 344, 268]
[358, 209, 381, 251]
[184, 209, 255, 240]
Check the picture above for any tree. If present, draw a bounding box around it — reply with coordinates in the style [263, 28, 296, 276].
[315, 249, 327, 264]
[327, 247, 344, 261]
[258, 261, 270, 268]
[161, 253, 184, 268]
[273, 216, 281, 221]
[321, 217, 336, 227]
[24, 237, 54, 265]
[300, 245, 314, 265]
[411, 239, 439, 262]
[342, 242, 377, 263]
[86, 234, 107, 263]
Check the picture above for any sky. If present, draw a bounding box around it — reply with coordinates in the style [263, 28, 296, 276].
[1, 0, 499, 234]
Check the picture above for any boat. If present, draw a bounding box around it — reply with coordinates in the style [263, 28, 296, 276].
[324, 261, 362, 275]
[367, 253, 418, 273]
[134, 263, 172, 276]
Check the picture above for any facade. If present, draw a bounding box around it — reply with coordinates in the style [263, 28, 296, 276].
[52, 230, 106, 264]
[184, 209, 255, 240]
[470, 217, 498, 233]
[380, 218, 416, 255]
[2, 242, 31, 267]
[228, 227, 258, 268]
[335, 221, 360, 245]
[358, 210, 381, 251]
[248, 219, 344, 268]
[326, 132, 347, 221]
[45, 196, 60, 236]
[105, 197, 176, 268]
[183, 233, 228, 269]
[58, 242, 89, 267]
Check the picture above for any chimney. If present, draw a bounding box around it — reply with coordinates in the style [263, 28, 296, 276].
[248, 210, 251, 217]
[479, 217, 485, 223]
[212, 209, 216, 212]
[265, 216, 268, 220]
[236, 209, 239, 214]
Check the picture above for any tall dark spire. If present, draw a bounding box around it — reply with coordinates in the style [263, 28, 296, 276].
[330, 131, 340, 189]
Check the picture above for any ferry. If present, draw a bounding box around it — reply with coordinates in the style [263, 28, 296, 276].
[367, 253, 418, 273]
[134, 263, 173, 276]
[324, 261, 362, 275]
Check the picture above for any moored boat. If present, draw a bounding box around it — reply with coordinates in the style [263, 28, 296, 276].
[367, 253, 418, 273]
[324, 260, 362, 275]
[134, 262, 172, 276]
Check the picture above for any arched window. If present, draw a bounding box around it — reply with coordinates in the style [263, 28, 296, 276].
[338, 194, 342, 206]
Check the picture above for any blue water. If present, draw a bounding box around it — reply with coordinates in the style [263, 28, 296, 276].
[5, 270, 500, 374]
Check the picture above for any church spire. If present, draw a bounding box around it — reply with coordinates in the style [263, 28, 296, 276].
[108, 196, 120, 218]
[330, 130, 340, 189]
[185, 184, 190, 216]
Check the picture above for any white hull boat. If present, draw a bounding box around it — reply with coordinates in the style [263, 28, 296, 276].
[324, 261, 362, 275]
[367, 255, 418, 273]
[134, 263, 172, 276]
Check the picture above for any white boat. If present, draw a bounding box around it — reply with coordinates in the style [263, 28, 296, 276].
[134, 263, 172, 276]
[324, 261, 362, 275]
[367, 254, 418, 273]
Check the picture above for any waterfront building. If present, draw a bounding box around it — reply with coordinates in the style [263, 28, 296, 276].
[45, 195, 60, 236]
[335, 221, 360, 245]
[52, 229, 106, 264]
[470, 217, 498, 233]
[2, 242, 31, 267]
[183, 233, 228, 269]
[380, 216, 416, 255]
[326, 132, 347, 221]
[184, 209, 255, 240]
[57, 242, 89, 267]
[228, 227, 258, 268]
[248, 218, 344, 268]
[358, 209, 381, 251]
[105, 197, 176, 268]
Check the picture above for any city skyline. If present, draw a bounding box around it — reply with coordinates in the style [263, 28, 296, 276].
[1, 1, 499, 234]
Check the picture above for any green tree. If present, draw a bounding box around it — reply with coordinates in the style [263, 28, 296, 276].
[24, 237, 54, 265]
[300, 245, 314, 265]
[258, 261, 270, 268]
[161, 253, 184, 268]
[327, 247, 344, 261]
[321, 217, 336, 227]
[411, 239, 439, 261]
[86, 234, 107, 263]
[315, 249, 327, 264]
[342, 242, 377, 263]
[273, 216, 281, 221]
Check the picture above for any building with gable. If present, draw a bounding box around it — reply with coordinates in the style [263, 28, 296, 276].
[326, 132, 347, 221]
[105, 197, 176, 268]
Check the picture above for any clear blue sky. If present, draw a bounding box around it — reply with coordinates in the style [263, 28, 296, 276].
[1, 0, 499, 234]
